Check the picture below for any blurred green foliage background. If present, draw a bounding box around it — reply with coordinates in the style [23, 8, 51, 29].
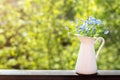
[0, 0, 119, 70]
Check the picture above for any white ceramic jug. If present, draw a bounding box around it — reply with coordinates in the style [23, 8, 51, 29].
[75, 34, 105, 75]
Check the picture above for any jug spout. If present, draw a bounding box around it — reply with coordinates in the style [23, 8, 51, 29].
[75, 34, 95, 44]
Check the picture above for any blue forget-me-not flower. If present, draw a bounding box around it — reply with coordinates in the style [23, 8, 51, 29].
[104, 30, 109, 35]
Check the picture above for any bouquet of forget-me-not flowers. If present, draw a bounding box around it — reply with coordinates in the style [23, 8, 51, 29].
[66, 16, 109, 37]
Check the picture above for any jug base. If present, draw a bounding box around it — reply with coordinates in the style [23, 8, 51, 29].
[76, 72, 97, 75]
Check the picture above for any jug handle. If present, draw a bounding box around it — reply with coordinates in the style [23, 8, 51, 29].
[95, 37, 105, 59]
